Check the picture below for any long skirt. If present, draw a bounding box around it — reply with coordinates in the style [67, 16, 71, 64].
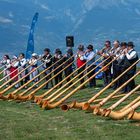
[10, 67, 18, 81]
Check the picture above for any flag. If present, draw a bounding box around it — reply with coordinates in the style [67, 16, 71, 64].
[26, 12, 39, 59]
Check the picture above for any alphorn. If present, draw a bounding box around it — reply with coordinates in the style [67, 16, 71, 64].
[0, 67, 19, 82]
[0, 56, 57, 95]
[0, 55, 73, 100]
[39, 57, 110, 106]
[106, 98, 140, 120]
[10, 55, 75, 100]
[86, 71, 140, 114]
[0, 60, 38, 88]
[0, 66, 7, 76]
[127, 111, 140, 121]
[62, 94, 126, 112]
[33, 48, 105, 103]
[92, 71, 140, 115]
[4, 55, 67, 99]
[41, 56, 118, 110]
[0, 61, 46, 95]
[0, 65, 5, 70]
[61, 58, 140, 111]
[103, 85, 140, 117]
[15, 49, 104, 101]
[34, 55, 103, 105]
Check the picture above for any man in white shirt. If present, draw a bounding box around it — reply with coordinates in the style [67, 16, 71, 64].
[19, 53, 27, 86]
[111, 40, 121, 89]
[83, 45, 96, 88]
[123, 42, 139, 92]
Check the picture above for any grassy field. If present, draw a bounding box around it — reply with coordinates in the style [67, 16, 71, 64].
[0, 74, 140, 140]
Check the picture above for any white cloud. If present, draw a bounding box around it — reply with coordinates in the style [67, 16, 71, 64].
[0, 0, 15, 3]
[0, 16, 13, 23]
[40, 4, 49, 11]
[135, 8, 140, 16]
[64, 9, 76, 23]
[21, 25, 30, 29]
[9, 11, 14, 18]
[44, 16, 55, 20]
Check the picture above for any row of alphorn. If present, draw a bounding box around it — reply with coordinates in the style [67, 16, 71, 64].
[0, 48, 140, 121]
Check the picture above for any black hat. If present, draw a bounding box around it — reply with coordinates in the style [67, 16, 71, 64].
[127, 42, 135, 48]
[87, 45, 93, 50]
[78, 45, 84, 50]
[67, 48, 73, 54]
[105, 40, 111, 45]
[44, 48, 50, 52]
[55, 48, 61, 53]
[121, 42, 127, 47]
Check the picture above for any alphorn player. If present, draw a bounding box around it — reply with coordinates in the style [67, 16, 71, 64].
[53, 48, 63, 87]
[10, 55, 19, 88]
[64, 48, 74, 86]
[28, 53, 39, 88]
[76, 45, 86, 89]
[42, 48, 53, 89]
[18, 53, 27, 87]
[98, 41, 112, 87]
[122, 42, 139, 92]
[83, 45, 96, 88]
[111, 40, 121, 89]
[116, 42, 128, 88]
[1, 55, 11, 87]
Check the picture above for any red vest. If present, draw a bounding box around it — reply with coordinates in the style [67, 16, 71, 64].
[76, 51, 86, 68]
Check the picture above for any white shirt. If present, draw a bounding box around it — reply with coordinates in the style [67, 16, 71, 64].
[11, 61, 19, 68]
[29, 58, 38, 66]
[83, 51, 96, 65]
[126, 49, 137, 60]
[20, 58, 27, 67]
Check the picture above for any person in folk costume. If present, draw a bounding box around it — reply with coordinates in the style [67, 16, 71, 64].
[42, 48, 53, 89]
[18, 53, 27, 87]
[76, 45, 86, 89]
[28, 53, 39, 88]
[122, 42, 139, 92]
[82, 45, 96, 88]
[10, 55, 19, 88]
[110, 40, 121, 89]
[116, 42, 128, 88]
[64, 48, 74, 86]
[52, 48, 63, 87]
[98, 40, 112, 87]
[1, 55, 11, 87]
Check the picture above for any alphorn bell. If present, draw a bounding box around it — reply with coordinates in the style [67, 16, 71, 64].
[41, 55, 118, 110]
[61, 94, 126, 112]
[35, 55, 103, 105]
[88, 71, 140, 115]
[103, 85, 140, 117]
[4, 55, 67, 99]
[14, 55, 75, 101]
[106, 98, 140, 120]
[92, 70, 140, 115]
[127, 111, 140, 121]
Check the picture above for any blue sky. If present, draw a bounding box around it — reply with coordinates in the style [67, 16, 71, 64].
[0, 0, 140, 56]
